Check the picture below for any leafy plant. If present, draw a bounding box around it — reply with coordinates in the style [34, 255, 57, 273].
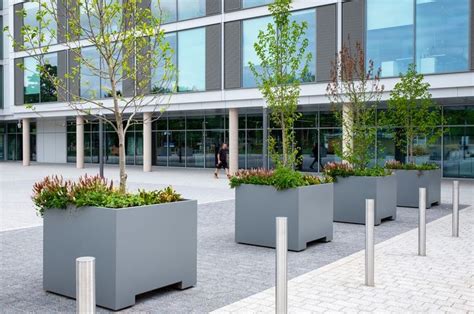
[326, 42, 384, 170]
[249, 0, 311, 169]
[32, 175, 182, 216]
[323, 162, 391, 181]
[379, 64, 444, 163]
[385, 160, 439, 171]
[229, 168, 331, 190]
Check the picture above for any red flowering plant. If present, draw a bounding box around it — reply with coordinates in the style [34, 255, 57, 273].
[384, 160, 439, 171]
[32, 175, 73, 217]
[323, 162, 390, 181]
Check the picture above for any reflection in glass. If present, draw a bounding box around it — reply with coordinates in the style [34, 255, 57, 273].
[177, 0, 205, 20]
[238, 130, 246, 168]
[416, 0, 469, 74]
[168, 131, 185, 167]
[444, 106, 474, 126]
[152, 33, 176, 94]
[366, 0, 414, 77]
[40, 54, 58, 102]
[178, 28, 205, 92]
[319, 128, 342, 168]
[24, 57, 40, 103]
[105, 132, 119, 164]
[80, 47, 101, 99]
[23, 2, 40, 48]
[246, 130, 263, 169]
[295, 129, 318, 172]
[443, 127, 473, 178]
[242, 0, 273, 8]
[205, 131, 226, 168]
[155, 131, 168, 166]
[67, 133, 76, 163]
[186, 131, 204, 167]
[152, 0, 176, 23]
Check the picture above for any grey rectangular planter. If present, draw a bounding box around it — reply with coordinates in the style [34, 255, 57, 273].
[394, 169, 441, 208]
[235, 183, 334, 252]
[43, 200, 197, 311]
[333, 175, 397, 225]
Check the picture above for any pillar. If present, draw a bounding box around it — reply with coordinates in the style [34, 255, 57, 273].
[76, 116, 84, 169]
[22, 118, 30, 166]
[143, 112, 152, 172]
[229, 108, 239, 175]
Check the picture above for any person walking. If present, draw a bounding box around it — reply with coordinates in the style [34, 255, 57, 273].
[309, 142, 322, 170]
[214, 143, 230, 179]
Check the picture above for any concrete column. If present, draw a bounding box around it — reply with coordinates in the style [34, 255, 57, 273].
[229, 108, 239, 175]
[342, 103, 353, 160]
[22, 118, 30, 166]
[143, 112, 152, 172]
[76, 116, 84, 169]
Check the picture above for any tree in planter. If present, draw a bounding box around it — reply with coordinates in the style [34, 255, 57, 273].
[326, 42, 384, 170]
[379, 64, 444, 164]
[249, 0, 311, 169]
[6, 0, 175, 193]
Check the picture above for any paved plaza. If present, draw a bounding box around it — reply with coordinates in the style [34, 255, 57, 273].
[0, 162, 473, 313]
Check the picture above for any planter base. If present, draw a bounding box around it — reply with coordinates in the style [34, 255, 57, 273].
[394, 169, 441, 208]
[43, 200, 197, 311]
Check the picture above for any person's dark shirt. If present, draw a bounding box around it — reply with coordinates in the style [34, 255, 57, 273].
[218, 148, 228, 162]
[312, 145, 319, 157]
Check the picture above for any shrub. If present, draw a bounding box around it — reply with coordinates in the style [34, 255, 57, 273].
[384, 160, 439, 171]
[323, 162, 391, 181]
[32, 175, 183, 216]
[229, 168, 332, 190]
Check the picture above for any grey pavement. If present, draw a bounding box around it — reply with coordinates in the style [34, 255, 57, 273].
[0, 199, 470, 313]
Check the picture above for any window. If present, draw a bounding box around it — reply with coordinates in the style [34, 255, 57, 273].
[151, 33, 177, 93]
[178, 28, 205, 92]
[416, 0, 469, 74]
[152, 0, 177, 24]
[23, 54, 58, 104]
[366, 0, 414, 77]
[177, 0, 205, 20]
[242, 0, 273, 9]
[242, 9, 316, 88]
[80, 46, 122, 99]
[23, 1, 57, 48]
[80, 0, 101, 38]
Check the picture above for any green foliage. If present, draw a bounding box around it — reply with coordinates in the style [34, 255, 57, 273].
[327, 43, 383, 171]
[32, 175, 182, 216]
[384, 160, 439, 171]
[323, 162, 391, 181]
[379, 64, 444, 163]
[249, 0, 311, 169]
[229, 168, 332, 190]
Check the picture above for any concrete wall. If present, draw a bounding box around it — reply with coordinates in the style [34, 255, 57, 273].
[36, 117, 67, 163]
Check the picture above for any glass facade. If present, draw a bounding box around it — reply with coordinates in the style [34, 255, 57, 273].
[177, 28, 205, 92]
[242, 0, 273, 9]
[0, 122, 36, 161]
[415, 0, 470, 74]
[242, 9, 316, 88]
[152, 0, 177, 24]
[23, 54, 58, 104]
[366, 0, 471, 77]
[23, 0, 57, 47]
[151, 33, 177, 93]
[177, 0, 205, 20]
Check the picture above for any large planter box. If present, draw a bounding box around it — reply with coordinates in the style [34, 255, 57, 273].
[43, 200, 197, 311]
[333, 175, 396, 225]
[394, 169, 441, 208]
[235, 184, 334, 252]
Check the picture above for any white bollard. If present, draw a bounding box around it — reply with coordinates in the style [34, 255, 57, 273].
[365, 199, 375, 287]
[76, 257, 96, 314]
[419, 188, 426, 256]
[452, 180, 459, 237]
[275, 217, 288, 314]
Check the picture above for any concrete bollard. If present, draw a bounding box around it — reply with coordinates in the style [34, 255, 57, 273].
[275, 217, 288, 314]
[76, 257, 96, 314]
[365, 199, 375, 287]
[419, 188, 426, 256]
[452, 180, 459, 237]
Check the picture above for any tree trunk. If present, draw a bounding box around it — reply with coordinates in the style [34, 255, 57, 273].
[117, 122, 128, 193]
[281, 111, 288, 167]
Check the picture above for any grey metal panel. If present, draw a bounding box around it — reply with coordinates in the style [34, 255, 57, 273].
[206, 24, 222, 91]
[14, 58, 24, 106]
[122, 51, 135, 98]
[206, 0, 221, 16]
[342, 0, 365, 50]
[13, 3, 23, 52]
[57, 0, 67, 43]
[317, 4, 337, 82]
[224, 21, 241, 89]
[136, 39, 151, 96]
[224, 0, 241, 12]
[68, 49, 80, 101]
[57, 50, 68, 102]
